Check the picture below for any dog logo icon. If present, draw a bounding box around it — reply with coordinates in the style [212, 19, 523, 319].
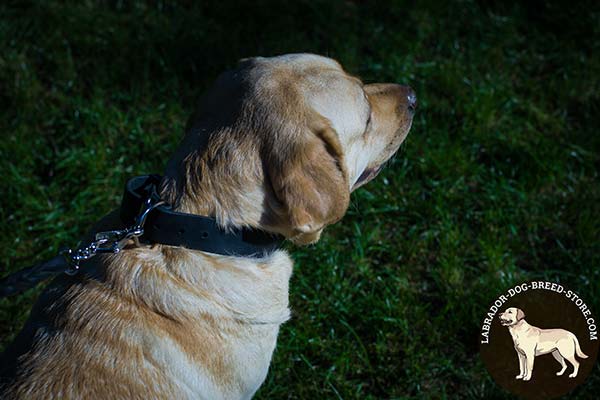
[499, 307, 588, 381]
[480, 282, 598, 399]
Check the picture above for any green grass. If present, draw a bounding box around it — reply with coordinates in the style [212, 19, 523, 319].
[1, 1, 599, 398]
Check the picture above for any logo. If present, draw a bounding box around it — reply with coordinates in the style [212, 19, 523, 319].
[480, 281, 598, 399]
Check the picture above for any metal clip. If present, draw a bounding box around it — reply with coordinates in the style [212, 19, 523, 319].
[62, 198, 165, 275]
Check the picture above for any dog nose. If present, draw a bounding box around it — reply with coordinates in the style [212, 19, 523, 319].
[405, 86, 417, 113]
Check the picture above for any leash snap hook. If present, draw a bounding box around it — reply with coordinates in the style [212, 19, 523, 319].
[61, 197, 166, 276]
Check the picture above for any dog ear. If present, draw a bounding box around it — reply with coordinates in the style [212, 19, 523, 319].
[516, 308, 526, 321]
[266, 117, 350, 245]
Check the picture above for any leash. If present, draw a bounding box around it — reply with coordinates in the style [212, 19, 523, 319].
[0, 175, 283, 298]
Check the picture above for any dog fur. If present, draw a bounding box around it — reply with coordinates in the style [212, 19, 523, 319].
[0, 53, 415, 399]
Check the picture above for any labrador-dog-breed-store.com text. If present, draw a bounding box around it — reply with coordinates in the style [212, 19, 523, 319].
[0, 54, 416, 399]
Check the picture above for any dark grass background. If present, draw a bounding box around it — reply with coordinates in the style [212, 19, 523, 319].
[1, 0, 599, 398]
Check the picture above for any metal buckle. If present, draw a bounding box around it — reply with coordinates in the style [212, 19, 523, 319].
[62, 197, 166, 275]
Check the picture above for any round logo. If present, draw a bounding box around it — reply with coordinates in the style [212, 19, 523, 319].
[480, 281, 598, 399]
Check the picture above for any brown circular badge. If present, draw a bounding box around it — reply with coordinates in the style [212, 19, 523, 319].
[480, 281, 599, 399]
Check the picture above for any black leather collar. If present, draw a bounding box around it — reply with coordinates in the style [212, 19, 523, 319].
[119, 175, 283, 257]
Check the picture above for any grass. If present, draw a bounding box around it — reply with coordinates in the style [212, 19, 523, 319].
[1, 0, 599, 398]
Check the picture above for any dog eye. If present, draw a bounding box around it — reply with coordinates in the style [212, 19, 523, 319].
[508, 310, 512, 313]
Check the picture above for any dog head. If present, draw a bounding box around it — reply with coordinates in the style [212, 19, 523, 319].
[163, 53, 415, 244]
[499, 307, 526, 326]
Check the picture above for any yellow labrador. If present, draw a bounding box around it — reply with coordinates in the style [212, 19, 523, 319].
[0, 53, 415, 399]
[499, 307, 588, 381]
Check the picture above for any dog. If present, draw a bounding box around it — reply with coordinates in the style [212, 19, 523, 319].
[0, 53, 415, 399]
[499, 307, 588, 381]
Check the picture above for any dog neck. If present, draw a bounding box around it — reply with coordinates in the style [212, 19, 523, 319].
[508, 319, 530, 335]
[160, 127, 273, 231]
[85, 206, 292, 326]
[101, 243, 292, 325]
[161, 175, 268, 232]
[122, 147, 293, 326]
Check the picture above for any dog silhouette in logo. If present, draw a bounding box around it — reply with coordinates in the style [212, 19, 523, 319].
[499, 307, 588, 381]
